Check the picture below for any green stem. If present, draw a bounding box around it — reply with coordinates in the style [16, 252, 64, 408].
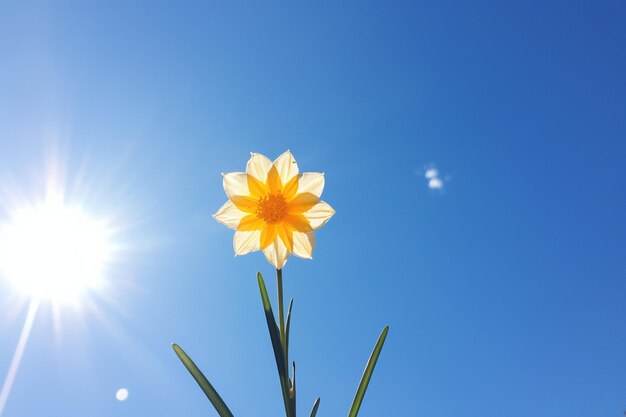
[277, 268, 286, 341]
[258, 273, 293, 417]
[276, 268, 295, 416]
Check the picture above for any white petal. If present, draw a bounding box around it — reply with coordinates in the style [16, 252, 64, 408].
[303, 201, 335, 229]
[292, 231, 314, 259]
[263, 237, 290, 269]
[213, 201, 247, 229]
[273, 150, 299, 185]
[246, 153, 273, 182]
[234, 230, 262, 255]
[297, 172, 324, 197]
[223, 172, 250, 197]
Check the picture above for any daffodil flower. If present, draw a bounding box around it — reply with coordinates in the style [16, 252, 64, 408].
[213, 150, 335, 269]
[176, 151, 386, 417]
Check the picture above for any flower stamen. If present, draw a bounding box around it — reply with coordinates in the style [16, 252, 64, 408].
[256, 193, 288, 224]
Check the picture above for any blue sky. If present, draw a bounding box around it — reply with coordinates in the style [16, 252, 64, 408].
[0, 1, 625, 416]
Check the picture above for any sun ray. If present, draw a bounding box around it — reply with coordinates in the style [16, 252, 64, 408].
[0, 298, 40, 417]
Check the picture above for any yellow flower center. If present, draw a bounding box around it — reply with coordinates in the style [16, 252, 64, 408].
[256, 193, 288, 224]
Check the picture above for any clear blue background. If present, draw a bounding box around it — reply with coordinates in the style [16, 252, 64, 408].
[0, 1, 625, 416]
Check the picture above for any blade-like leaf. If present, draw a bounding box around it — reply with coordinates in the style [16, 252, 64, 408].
[292, 361, 296, 411]
[310, 397, 321, 417]
[172, 343, 235, 417]
[285, 298, 294, 365]
[347, 326, 389, 417]
[257, 272, 294, 417]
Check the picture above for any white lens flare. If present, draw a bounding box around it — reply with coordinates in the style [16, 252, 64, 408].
[115, 388, 129, 401]
[0, 198, 111, 301]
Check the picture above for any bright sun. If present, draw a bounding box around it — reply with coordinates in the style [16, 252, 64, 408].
[0, 198, 111, 301]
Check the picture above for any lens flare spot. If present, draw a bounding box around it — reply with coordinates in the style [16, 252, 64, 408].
[115, 388, 128, 401]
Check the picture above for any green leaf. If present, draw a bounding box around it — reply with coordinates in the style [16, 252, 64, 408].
[310, 397, 321, 417]
[257, 272, 294, 417]
[291, 361, 297, 411]
[285, 298, 294, 366]
[172, 343, 235, 417]
[347, 326, 389, 417]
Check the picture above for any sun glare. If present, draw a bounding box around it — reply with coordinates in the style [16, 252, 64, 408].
[0, 197, 111, 302]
